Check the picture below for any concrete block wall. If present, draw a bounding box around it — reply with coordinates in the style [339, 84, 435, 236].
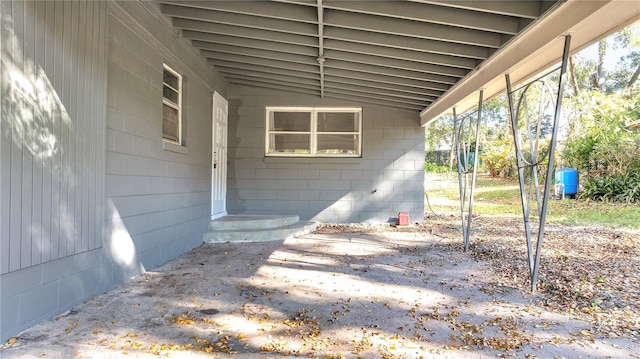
[227, 85, 425, 223]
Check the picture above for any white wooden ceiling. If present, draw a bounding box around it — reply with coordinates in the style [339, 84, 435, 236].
[157, 0, 561, 113]
[156, 0, 640, 124]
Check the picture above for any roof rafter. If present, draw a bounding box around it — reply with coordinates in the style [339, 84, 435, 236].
[165, 6, 317, 36]
[324, 9, 504, 48]
[323, 27, 490, 60]
[160, 0, 317, 23]
[155, 0, 602, 114]
[323, 1, 521, 34]
[324, 49, 468, 78]
[323, 39, 477, 69]
[192, 40, 317, 57]
[182, 29, 317, 48]
[410, 0, 544, 19]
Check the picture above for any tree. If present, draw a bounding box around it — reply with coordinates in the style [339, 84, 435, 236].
[424, 116, 454, 153]
[561, 89, 640, 202]
[629, 61, 640, 88]
[559, 21, 640, 202]
[424, 115, 455, 167]
[613, 21, 640, 89]
[593, 39, 608, 91]
[481, 126, 515, 178]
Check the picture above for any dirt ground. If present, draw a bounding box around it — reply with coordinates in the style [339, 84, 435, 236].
[1, 219, 638, 359]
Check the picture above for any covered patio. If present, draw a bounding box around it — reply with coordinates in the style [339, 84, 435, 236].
[2, 225, 638, 358]
[2, 0, 640, 347]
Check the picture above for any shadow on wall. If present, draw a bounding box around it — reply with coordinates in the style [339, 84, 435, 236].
[1, 32, 69, 161]
[1, 1, 140, 281]
[1, 6, 78, 271]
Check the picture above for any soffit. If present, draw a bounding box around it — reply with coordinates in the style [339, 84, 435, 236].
[155, 0, 638, 124]
[420, 0, 640, 125]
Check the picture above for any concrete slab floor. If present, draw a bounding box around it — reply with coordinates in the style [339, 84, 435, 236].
[1, 231, 637, 359]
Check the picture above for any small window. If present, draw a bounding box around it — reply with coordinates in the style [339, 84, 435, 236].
[266, 107, 362, 157]
[162, 64, 182, 144]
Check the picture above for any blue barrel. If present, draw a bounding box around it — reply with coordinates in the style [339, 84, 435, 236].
[555, 168, 579, 195]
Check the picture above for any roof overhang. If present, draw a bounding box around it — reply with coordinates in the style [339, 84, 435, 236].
[155, 1, 639, 123]
[420, 0, 640, 126]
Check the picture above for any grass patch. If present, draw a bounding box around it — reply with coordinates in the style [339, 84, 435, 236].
[425, 174, 640, 230]
[548, 200, 640, 229]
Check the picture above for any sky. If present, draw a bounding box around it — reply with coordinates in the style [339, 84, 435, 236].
[575, 20, 639, 70]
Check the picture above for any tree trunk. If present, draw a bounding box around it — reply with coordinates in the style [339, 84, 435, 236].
[596, 39, 607, 91]
[448, 129, 456, 171]
[628, 62, 640, 88]
[569, 56, 580, 95]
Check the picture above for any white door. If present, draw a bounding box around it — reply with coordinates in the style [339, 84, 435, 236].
[211, 91, 228, 219]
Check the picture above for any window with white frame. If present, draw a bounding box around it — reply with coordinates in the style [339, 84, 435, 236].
[162, 64, 182, 144]
[266, 107, 362, 157]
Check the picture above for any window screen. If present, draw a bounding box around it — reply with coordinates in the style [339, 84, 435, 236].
[266, 107, 362, 157]
[162, 65, 182, 144]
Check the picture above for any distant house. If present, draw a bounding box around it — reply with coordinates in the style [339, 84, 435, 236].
[1, 0, 638, 342]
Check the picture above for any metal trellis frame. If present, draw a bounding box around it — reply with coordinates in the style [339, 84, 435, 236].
[454, 90, 484, 252]
[505, 35, 571, 291]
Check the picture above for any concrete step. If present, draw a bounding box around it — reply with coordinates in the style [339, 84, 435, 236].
[204, 215, 317, 243]
[209, 214, 300, 231]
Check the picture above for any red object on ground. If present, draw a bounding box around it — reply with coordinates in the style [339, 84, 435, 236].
[397, 212, 409, 226]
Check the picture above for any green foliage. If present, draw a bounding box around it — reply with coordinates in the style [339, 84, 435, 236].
[562, 89, 640, 174]
[580, 172, 640, 203]
[428, 173, 640, 229]
[569, 55, 598, 94]
[562, 89, 640, 202]
[425, 150, 451, 166]
[424, 21, 640, 191]
[610, 21, 640, 90]
[479, 115, 552, 181]
[522, 139, 551, 183]
[480, 130, 515, 178]
[424, 161, 451, 173]
[424, 116, 454, 152]
[479, 82, 558, 181]
[481, 96, 510, 129]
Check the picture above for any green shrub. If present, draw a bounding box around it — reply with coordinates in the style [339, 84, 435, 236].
[562, 89, 640, 202]
[424, 161, 451, 173]
[480, 135, 515, 178]
[580, 172, 640, 203]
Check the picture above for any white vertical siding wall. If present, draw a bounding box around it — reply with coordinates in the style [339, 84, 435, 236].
[0, 1, 226, 342]
[1, 0, 108, 341]
[0, 0, 107, 274]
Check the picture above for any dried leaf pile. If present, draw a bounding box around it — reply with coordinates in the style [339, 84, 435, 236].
[460, 218, 640, 339]
[1, 219, 638, 359]
[319, 217, 640, 339]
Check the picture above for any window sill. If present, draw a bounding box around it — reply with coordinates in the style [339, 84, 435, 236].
[264, 156, 362, 164]
[162, 140, 189, 155]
